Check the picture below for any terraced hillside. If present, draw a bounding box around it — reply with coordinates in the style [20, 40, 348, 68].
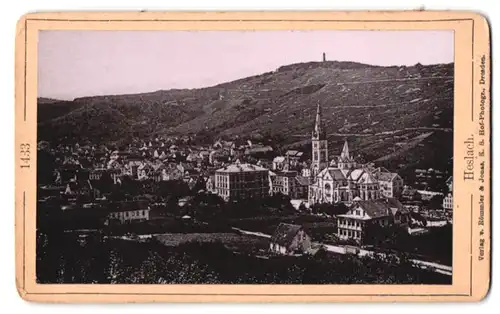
[38, 60, 454, 172]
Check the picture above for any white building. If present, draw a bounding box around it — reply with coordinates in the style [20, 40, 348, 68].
[443, 193, 453, 210]
[108, 201, 151, 224]
[375, 170, 404, 198]
[337, 198, 410, 244]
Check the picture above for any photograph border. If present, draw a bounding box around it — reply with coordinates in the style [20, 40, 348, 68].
[15, 10, 491, 303]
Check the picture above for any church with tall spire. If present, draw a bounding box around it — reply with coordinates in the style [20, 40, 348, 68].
[307, 104, 403, 206]
[311, 103, 328, 176]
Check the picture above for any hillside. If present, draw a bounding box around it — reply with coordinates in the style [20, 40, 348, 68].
[38, 60, 454, 172]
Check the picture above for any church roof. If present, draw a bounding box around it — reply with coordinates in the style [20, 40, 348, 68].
[295, 176, 311, 186]
[325, 168, 346, 180]
[339, 140, 354, 161]
[357, 171, 378, 184]
[346, 169, 364, 181]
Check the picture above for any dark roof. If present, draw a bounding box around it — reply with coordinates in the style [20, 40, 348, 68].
[377, 172, 399, 181]
[326, 168, 346, 180]
[180, 162, 195, 170]
[352, 198, 407, 218]
[386, 198, 408, 214]
[270, 223, 302, 246]
[286, 150, 304, 157]
[295, 176, 310, 186]
[276, 170, 298, 177]
[352, 200, 389, 218]
[244, 146, 273, 154]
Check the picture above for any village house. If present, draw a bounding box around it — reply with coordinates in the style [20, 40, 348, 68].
[401, 185, 421, 202]
[413, 167, 447, 190]
[89, 168, 106, 181]
[301, 166, 312, 178]
[374, 169, 404, 198]
[137, 163, 154, 180]
[446, 176, 453, 192]
[269, 223, 312, 255]
[417, 190, 443, 201]
[270, 170, 298, 196]
[209, 149, 231, 165]
[64, 179, 99, 199]
[285, 150, 305, 168]
[272, 156, 286, 171]
[244, 145, 274, 158]
[337, 198, 410, 244]
[269, 170, 309, 199]
[107, 200, 151, 224]
[294, 176, 310, 199]
[205, 175, 216, 193]
[443, 193, 453, 210]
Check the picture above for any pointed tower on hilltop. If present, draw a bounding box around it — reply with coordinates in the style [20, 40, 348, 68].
[311, 103, 329, 176]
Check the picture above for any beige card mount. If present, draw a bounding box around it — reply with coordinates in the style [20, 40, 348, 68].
[15, 11, 491, 303]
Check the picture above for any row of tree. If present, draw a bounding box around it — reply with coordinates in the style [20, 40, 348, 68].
[37, 232, 451, 285]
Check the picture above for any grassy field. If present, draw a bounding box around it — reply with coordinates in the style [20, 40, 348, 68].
[229, 214, 337, 242]
[154, 232, 269, 255]
[104, 217, 232, 236]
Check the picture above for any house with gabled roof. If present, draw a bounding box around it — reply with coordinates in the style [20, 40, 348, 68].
[269, 223, 312, 256]
[107, 200, 151, 224]
[137, 163, 154, 181]
[337, 198, 410, 244]
[373, 168, 404, 198]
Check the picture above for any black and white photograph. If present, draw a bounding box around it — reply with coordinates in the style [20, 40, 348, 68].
[36, 29, 454, 285]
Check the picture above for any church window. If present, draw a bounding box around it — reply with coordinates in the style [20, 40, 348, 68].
[313, 152, 318, 161]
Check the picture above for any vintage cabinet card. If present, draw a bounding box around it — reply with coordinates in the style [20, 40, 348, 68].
[15, 11, 491, 302]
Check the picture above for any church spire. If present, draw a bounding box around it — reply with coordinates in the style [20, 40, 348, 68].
[340, 140, 350, 160]
[311, 103, 328, 176]
[312, 103, 326, 140]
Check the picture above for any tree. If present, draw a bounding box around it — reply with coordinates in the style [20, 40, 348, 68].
[312, 202, 349, 216]
[263, 193, 294, 213]
[187, 192, 226, 221]
[298, 202, 308, 213]
[427, 194, 444, 210]
[158, 180, 190, 200]
[37, 150, 57, 185]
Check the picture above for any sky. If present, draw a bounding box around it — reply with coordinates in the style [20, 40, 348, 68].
[38, 30, 454, 100]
